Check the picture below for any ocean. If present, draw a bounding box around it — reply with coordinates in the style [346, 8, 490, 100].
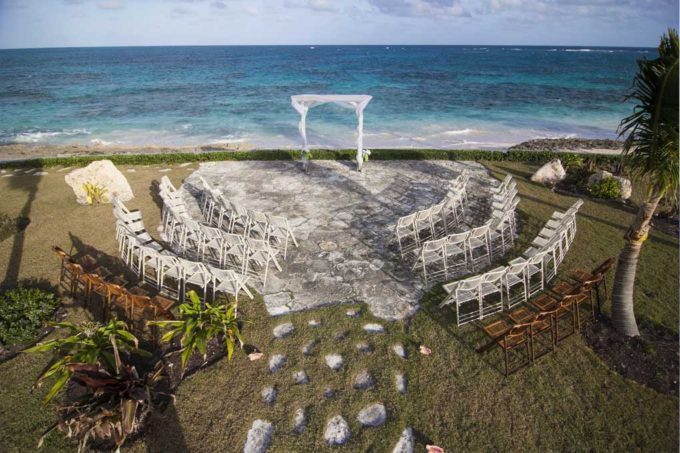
[0, 45, 654, 150]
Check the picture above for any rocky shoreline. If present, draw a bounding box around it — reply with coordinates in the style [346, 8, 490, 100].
[0, 137, 624, 162]
[508, 138, 623, 153]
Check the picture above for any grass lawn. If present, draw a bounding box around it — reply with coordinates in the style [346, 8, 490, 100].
[0, 160, 676, 452]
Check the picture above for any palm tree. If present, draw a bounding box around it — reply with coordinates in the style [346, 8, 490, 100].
[611, 28, 678, 337]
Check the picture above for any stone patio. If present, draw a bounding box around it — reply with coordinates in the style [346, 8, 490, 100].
[181, 160, 496, 320]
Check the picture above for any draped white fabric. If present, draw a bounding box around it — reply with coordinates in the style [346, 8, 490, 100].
[291, 94, 372, 169]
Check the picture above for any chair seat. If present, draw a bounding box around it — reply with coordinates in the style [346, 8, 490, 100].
[483, 319, 510, 338]
[509, 307, 535, 324]
[568, 268, 591, 283]
[531, 293, 557, 311]
[531, 318, 552, 334]
[480, 282, 500, 296]
[505, 273, 524, 286]
[456, 289, 478, 302]
[552, 280, 578, 296]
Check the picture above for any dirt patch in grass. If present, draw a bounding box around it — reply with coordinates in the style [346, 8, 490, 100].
[583, 317, 679, 396]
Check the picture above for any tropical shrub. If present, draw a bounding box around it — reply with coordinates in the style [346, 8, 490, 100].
[38, 347, 164, 452]
[589, 177, 622, 199]
[25, 320, 146, 403]
[149, 291, 246, 371]
[0, 212, 29, 243]
[82, 182, 108, 205]
[0, 286, 60, 345]
[561, 153, 584, 169]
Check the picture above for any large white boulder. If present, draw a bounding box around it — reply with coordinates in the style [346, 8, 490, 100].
[65, 160, 134, 205]
[530, 159, 566, 185]
[587, 171, 632, 200]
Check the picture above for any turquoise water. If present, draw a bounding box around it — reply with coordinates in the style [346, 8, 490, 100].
[0, 45, 653, 150]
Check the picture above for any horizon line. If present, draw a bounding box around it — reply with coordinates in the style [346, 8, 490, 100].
[0, 43, 657, 51]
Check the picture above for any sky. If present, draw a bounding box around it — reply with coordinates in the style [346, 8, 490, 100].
[0, 0, 677, 49]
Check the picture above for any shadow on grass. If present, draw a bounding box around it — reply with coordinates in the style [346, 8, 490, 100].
[1, 165, 43, 288]
[143, 402, 189, 453]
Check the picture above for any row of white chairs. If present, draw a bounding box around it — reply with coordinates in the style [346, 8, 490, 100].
[439, 198, 583, 326]
[198, 177, 298, 259]
[395, 170, 470, 258]
[411, 175, 519, 283]
[112, 198, 253, 309]
[158, 177, 282, 287]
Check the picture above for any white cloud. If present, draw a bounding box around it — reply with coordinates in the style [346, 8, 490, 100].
[366, 0, 469, 18]
[171, 5, 195, 16]
[284, 0, 339, 13]
[97, 0, 124, 10]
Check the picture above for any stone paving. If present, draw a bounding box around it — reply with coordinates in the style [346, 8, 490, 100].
[181, 160, 494, 320]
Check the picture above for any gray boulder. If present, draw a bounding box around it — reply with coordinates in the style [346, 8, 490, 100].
[292, 408, 306, 434]
[391, 427, 414, 453]
[324, 415, 351, 445]
[243, 420, 273, 453]
[268, 354, 286, 373]
[65, 160, 134, 205]
[353, 370, 376, 390]
[261, 386, 277, 405]
[530, 158, 566, 185]
[587, 170, 632, 200]
[325, 354, 344, 371]
[273, 322, 294, 339]
[357, 403, 387, 427]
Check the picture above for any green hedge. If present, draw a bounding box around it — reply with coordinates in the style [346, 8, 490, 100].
[0, 286, 60, 345]
[0, 149, 620, 169]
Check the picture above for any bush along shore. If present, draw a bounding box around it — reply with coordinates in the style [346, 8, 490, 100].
[0, 148, 621, 169]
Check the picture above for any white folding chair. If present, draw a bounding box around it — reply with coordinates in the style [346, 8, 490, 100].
[467, 221, 492, 270]
[479, 267, 505, 319]
[267, 214, 298, 259]
[413, 238, 447, 284]
[454, 275, 483, 326]
[395, 212, 419, 257]
[444, 232, 469, 277]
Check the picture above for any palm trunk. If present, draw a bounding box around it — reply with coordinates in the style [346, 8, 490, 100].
[611, 187, 665, 336]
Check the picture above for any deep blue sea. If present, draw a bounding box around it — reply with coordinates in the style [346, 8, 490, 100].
[0, 45, 654, 150]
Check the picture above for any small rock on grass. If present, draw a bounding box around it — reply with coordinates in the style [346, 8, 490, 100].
[261, 386, 277, 405]
[243, 420, 273, 453]
[392, 427, 414, 453]
[363, 323, 384, 333]
[302, 339, 318, 356]
[395, 373, 407, 394]
[325, 354, 343, 371]
[346, 308, 360, 317]
[324, 387, 336, 398]
[353, 370, 376, 390]
[273, 322, 294, 339]
[357, 403, 387, 427]
[292, 408, 307, 434]
[356, 341, 373, 353]
[392, 344, 407, 359]
[335, 330, 349, 341]
[268, 354, 286, 373]
[324, 415, 351, 445]
[293, 370, 309, 385]
[308, 319, 321, 327]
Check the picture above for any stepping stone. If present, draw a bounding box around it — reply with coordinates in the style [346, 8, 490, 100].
[126, 169, 136, 173]
[293, 370, 309, 385]
[356, 341, 373, 353]
[159, 168, 171, 172]
[308, 319, 321, 327]
[324, 387, 336, 398]
[392, 427, 414, 453]
[346, 308, 360, 317]
[395, 373, 407, 395]
[392, 344, 407, 359]
[335, 330, 349, 341]
[273, 322, 294, 339]
[324, 415, 351, 446]
[325, 354, 343, 371]
[357, 403, 387, 427]
[261, 386, 277, 405]
[353, 370, 376, 390]
[302, 340, 318, 356]
[243, 420, 273, 453]
[178, 162, 192, 167]
[34, 171, 48, 176]
[292, 407, 306, 434]
[269, 354, 287, 373]
[363, 323, 384, 333]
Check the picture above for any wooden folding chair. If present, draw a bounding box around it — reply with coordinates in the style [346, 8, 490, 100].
[482, 320, 531, 377]
[568, 257, 615, 303]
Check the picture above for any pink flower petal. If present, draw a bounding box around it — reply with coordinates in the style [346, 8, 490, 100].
[248, 352, 264, 361]
[426, 445, 445, 453]
[419, 345, 432, 355]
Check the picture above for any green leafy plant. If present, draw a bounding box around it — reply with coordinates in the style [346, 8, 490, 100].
[0, 212, 29, 243]
[589, 176, 622, 199]
[149, 291, 246, 371]
[38, 339, 164, 453]
[561, 153, 584, 169]
[25, 320, 146, 403]
[0, 286, 60, 345]
[82, 182, 108, 205]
